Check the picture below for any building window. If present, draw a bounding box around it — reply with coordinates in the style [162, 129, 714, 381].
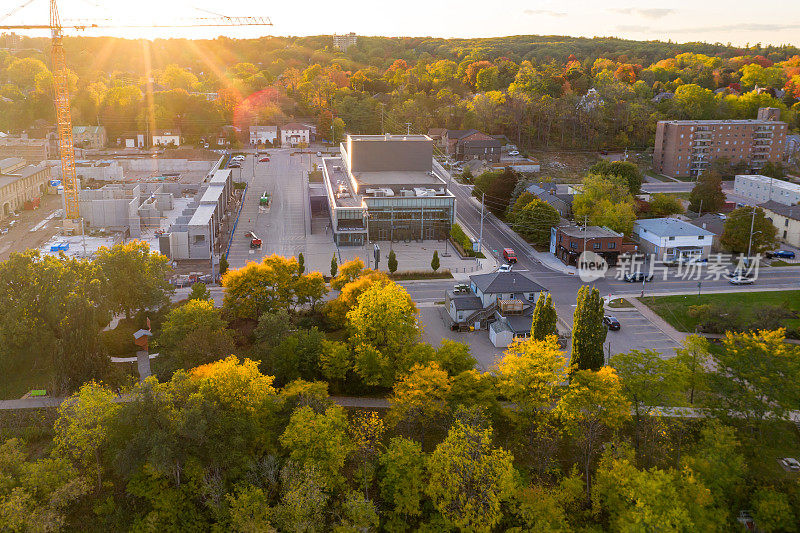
[698, 236, 704, 240]
[608, 242, 616, 249]
[570, 241, 577, 249]
[668, 236, 675, 241]
[593, 243, 601, 250]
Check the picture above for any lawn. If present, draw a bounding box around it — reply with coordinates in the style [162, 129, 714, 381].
[0, 365, 55, 400]
[641, 290, 800, 333]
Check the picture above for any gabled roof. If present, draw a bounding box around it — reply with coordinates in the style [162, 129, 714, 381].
[459, 139, 501, 149]
[634, 217, 716, 237]
[250, 125, 278, 132]
[445, 129, 481, 139]
[470, 271, 545, 294]
[72, 125, 104, 135]
[448, 293, 483, 311]
[283, 122, 311, 130]
[690, 214, 726, 235]
[760, 200, 800, 221]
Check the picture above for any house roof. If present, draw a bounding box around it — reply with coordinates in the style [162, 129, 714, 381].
[283, 122, 311, 131]
[690, 214, 726, 235]
[448, 292, 483, 311]
[445, 129, 481, 140]
[250, 125, 277, 132]
[635, 217, 716, 237]
[72, 126, 104, 135]
[558, 225, 620, 239]
[459, 139, 501, 148]
[427, 128, 445, 137]
[470, 271, 545, 294]
[153, 130, 180, 136]
[760, 200, 800, 221]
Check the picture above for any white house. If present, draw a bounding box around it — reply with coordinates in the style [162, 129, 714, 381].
[633, 218, 715, 262]
[280, 123, 312, 147]
[152, 130, 181, 147]
[734, 174, 800, 207]
[250, 125, 278, 146]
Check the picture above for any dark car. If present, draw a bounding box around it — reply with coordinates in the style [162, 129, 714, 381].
[624, 272, 653, 282]
[766, 250, 796, 259]
[603, 316, 621, 330]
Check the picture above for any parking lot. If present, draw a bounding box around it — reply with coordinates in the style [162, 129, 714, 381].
[602, 308, 682, 359]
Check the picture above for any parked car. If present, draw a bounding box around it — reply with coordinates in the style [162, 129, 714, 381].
[766, 250, 796, 259]
[508, 150, 520, 156]
[502, 248, 517, 263]
[259, 157, 270, 162]
[603, 316, 621, 330]
[497, 264, 513, 273]
[780, 457, 800, 472]
[247, 231, 262, 248]
[624, 272, 653, 282]
[729, 275, 754, 285]
[228, 162, 241, 168]
[316, 151, 322, 157]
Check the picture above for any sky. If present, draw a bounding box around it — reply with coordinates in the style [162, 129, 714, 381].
[4, 0, 800, 47]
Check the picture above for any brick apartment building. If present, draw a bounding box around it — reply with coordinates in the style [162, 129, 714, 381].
[653, 107, 787, 178]
[550, 225, 638, 266]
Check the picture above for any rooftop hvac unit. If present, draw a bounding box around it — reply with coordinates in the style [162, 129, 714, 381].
[400, 189, 414, 197]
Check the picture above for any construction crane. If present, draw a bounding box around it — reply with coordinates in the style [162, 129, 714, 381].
[0, 1, 272, 227]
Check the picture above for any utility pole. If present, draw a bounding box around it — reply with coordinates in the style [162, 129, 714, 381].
[478, 192, 485, 255]
[380, 104, 385, 135]
[746, 206, 758, 260]
[582, 214, 588, 257]
[405, 122, 412, 135]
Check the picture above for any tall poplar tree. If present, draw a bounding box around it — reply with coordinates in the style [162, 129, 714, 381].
[530, 292, 558, 341]
[570, 285, 607, 372]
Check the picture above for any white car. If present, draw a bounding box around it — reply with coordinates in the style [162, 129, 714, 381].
[497, 264, 513, 272]
[728, 275, 754, 285]
[316, 151, 322, 157]
[780, 457, 800, 471]
[508, 150, 520, 156]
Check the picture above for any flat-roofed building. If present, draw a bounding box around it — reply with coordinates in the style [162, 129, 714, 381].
[633, 217, 715, 262]
[0, 136, 49, 162]
[733, 174, 800, 206]
[551, 224, 638, 266]
[322, 134, 456, 246]
[653, 107, 787, 178]
[0, 158, 50, 219]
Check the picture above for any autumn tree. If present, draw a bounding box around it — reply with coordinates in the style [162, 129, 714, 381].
[555, 367, 631, 494]
[589, 160, 643, 194]
[495, 335, 566, 412]
[347, 281, 419, 386]
[648, 193, 685, 217]
[349, 410, 385, 497]
[512, 198, 561, 245]
[426, 410, 516, 531]
[688, 170, 726, 213]
[157, 299, 235, 370]
[388, 362, 452, 446]
[331, 258, 366, 290]
[530, 292, 558, 340]
[572, 174, 637, 234]
[570, 285, 607, 373]
[675, 334, 711, 405]
[720, 206, 778, 254]
[379, 437, 426, 525]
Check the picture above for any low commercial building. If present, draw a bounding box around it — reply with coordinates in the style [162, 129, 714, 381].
[733, 174, 800, 206]
[445, 271, 547, 347]
[633, 217, 715, 262]
[0, 158, 50, 219]
[0, 136, 49, 162]
[281, 123, 312, 147]
[653, 107, 787, 178]
[160, 169, 233, 260]
[152, 130, 182, 147]
[72, 126, 107, 149]
[321, 134, 456, 246]
[250, 125, 278, 146]
[760, 201, 800, 248]
[550, 225, 637, 266]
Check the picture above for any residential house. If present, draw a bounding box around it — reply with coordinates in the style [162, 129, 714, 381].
[427, 128, 446, 149]
[281, 123, 312, 147]
[551, 225, 636, 266]
[250, 125, 278, 146]
[526, 182, 573, 218]
[456, 138, 501, 163]
[216, 126, 241, 147]
[785, 134, 800, 163]
[445, 271, 547, 347]
[689, 213, 726, 251]
[72, 126, 107, 149]
[760, 200, 800, 248]
[152, 130, 181, 147]
[443, 129, 493, 157]
[651, 91, 674, 103]
[633, 217, 715, 262]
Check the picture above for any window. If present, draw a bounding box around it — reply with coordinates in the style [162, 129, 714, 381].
[698, 235, 704, 240]
[608, 242, 616, 249]
[570, 241, 577, 249]
[593, 242, 601, 250]
[669, 236, 675, 241]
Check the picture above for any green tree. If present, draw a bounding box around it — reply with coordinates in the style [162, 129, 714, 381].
[431, 250, 440, 272]
[472, 168, 518, 216]
[681, 421, 746, 507]
[387, 249, 398, 273]
[435, 339, 477, 376]
[555, 367, 631, 494]
[589, 160, 643, 194]
[688, 170, 726, 213]
[649, 193, 685, 217]
[349, 411, 385, 498]
[219, 255, 229, 276]
[157, 299, 235, 370]
[530, 292, 558, 340]
[675, 334, 711, 405]
[297, 253, 305, 274]
[751, 487, 797, 533]
[319, 340, 351, 385]
[225, 487, 276, 532]
[720, 206, 778, 254]
[276, 465, 328, 532]
[95, 240, 173, 319]
[330, 254, 338, 278]
[572, 174, 637, 234]
[279, 405, 352, 490]
[426, 410, 516, 532]
[570, 285, 607, 373]
[53, 382, 120, 491]
[379, 437, 426, 522]
[188, 282, 212, 301]
[512, 198, 561, 245]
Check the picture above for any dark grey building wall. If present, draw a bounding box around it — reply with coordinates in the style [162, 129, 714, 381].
[347, 137, 433, 172]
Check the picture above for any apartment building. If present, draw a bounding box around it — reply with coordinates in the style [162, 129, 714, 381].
[733, 174, 800, 206]
[0, 158, 50, 219]
[333, 33, 357, 51]
[653, 107, 787, 178]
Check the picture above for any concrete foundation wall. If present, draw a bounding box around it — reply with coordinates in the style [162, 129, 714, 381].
[119, 159, 214, 174]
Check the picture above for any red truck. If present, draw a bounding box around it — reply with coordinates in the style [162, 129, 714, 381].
[502, 248, 517, 263]
[247, 231, 262, 248]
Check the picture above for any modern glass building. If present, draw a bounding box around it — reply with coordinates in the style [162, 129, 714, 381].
[321, 134, 456, 246]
